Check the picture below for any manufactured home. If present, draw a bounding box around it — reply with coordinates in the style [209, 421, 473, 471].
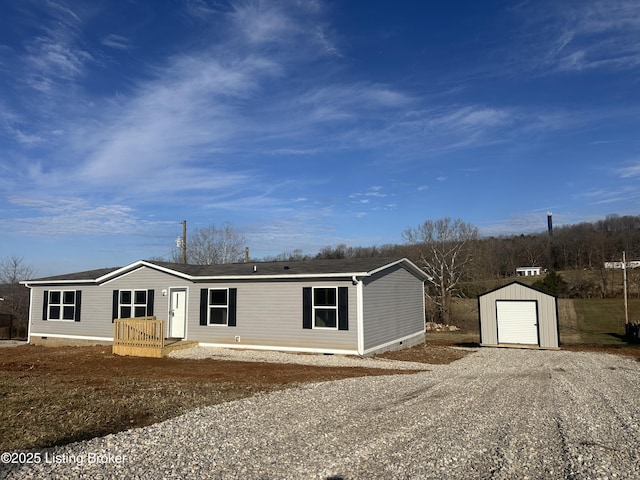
[22, 257, 428, 356]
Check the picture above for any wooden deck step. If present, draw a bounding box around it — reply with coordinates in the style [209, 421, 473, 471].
[113, 340, 198, 358]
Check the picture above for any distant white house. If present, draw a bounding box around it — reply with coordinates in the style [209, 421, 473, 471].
[515, 266, 542, 277]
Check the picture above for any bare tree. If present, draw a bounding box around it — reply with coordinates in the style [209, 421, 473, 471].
[403, 217, 479, 324]
[266, 249, 309, 262]
[0, 255, 35, 337]
[173, 222, 246, 265]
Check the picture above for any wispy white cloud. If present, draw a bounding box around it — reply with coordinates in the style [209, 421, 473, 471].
[0, 108, 44, 145]
[101, 34, 130, 51]
[520, 0, 640, 73]
[427, 105, 513, 131]
[572, 182, 640, 206]
[5, 196, 171, 236]
[313, 27, 341, 57]
[183, 0, 222, 20]
[71, 54, 279, 192]
[299, 84, 413, 118]
[18, 1, 92, 93]
[231, 2, 297, 45]
[617, 162, 640, 178]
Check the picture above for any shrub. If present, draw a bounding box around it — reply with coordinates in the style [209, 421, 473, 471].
[533, 271, 568, 296]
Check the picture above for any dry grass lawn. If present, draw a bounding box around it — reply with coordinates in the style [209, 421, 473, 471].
[0, 342, 467, 453]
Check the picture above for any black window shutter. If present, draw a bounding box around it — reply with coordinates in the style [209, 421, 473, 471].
[74, 291, 82, 322]
[302, 287, 312, 329]
[112, 290, 119, 323]
[42, 290, 49, 321]
[228, 288, 237, 327]
[338, 287, 349, 330]
[200, 289, 208, 326]
[147, 289, 155, 317]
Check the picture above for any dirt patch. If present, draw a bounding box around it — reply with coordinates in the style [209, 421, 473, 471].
[425, 332, 640, 361]
[562, 343, 640, 360]
[0, 343, 464, 452]
[376, 342, 470, 364]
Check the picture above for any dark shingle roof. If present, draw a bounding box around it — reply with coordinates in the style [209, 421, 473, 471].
[28, 267, 121, 282]
[24, 257, 427, 284]
[147, 257, 407, 277]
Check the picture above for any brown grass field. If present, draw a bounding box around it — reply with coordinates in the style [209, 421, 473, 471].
[0, 342, 467, 453]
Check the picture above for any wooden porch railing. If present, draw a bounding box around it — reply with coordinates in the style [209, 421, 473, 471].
[113, 317, 164, 356]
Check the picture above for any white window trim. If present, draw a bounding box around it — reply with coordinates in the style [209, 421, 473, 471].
[118, 289, 148, 318]
[47, 290, 76, 322]
[208, 287, 229, 327]
[312, 286, 339, 330]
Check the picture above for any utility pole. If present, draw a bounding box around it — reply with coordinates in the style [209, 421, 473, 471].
[182, 220, 187, 265]
[623, 251, 629, 325]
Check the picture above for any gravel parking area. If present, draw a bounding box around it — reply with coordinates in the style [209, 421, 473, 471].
[168, 345, 434, 370]
[3, 348, 639, 479]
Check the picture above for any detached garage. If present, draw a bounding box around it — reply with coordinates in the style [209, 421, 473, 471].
[478, 281, 559, 349]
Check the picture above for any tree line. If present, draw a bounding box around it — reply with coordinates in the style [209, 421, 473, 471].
[310, 214, 640, 275]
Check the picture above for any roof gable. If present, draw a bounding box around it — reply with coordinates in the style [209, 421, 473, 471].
[477, 280, 557, 299]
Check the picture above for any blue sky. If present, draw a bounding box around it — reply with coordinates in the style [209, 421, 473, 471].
[1, 0, 640, 276]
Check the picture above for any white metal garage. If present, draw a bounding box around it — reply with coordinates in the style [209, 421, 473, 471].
[478, 282, 559, 349]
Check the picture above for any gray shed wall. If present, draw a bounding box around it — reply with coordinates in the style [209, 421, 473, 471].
[362, 264, 425, 353]
[478, 283, 559, 348]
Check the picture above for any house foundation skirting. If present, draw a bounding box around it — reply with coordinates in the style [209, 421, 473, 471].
[29, 333, 113, 346]
[362, 330, 425, 356]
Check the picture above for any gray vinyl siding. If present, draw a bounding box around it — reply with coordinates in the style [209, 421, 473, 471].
[30, 267, 184, 340]
[30, 284, 110, 338]
[190, 279, 358, 352]
[478, 283, 559, 348]
[362, 265, 425, 351]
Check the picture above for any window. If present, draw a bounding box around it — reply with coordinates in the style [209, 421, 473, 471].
[199, 288, 237, 327]
[111, 289, 154, 321]
[43, 290, 81, 321]
[208, 289, 228, 325]
[302, 286, 348, 331]
[313, 287, 338, 329]
[119, 290, 149, 318]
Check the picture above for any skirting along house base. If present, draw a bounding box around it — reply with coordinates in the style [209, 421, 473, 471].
[478, 281, 560, 350]
[22, 257, 428, 357]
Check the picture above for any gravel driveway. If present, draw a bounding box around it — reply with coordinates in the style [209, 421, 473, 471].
[3, 348, 639, 479]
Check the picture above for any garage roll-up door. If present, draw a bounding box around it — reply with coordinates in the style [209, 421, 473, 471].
[496, 300, 538, 345]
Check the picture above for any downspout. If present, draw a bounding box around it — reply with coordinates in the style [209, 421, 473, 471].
[422, 280, 426, 331]
[353, 276, 364, 356]
[24, 284, 32, 344]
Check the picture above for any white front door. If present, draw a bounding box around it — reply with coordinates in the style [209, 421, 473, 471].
[169, 289, 187, 338]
